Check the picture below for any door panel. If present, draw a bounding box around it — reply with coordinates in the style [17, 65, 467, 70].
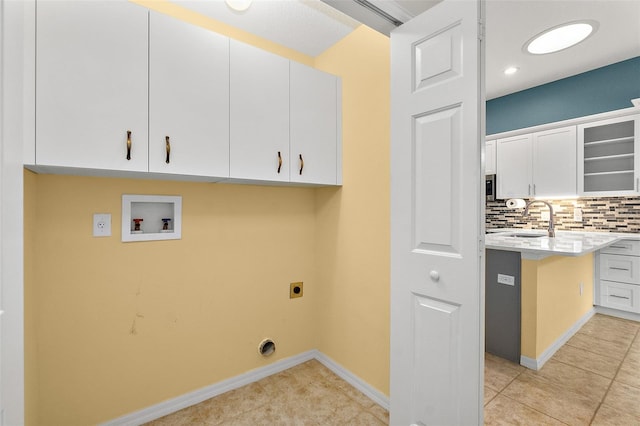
[390, 0, 483, 424]
[411, 295, 461, 423]
[414, 106, 462, 255]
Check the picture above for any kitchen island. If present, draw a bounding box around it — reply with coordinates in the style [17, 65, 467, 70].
[485, 230, 635, 370]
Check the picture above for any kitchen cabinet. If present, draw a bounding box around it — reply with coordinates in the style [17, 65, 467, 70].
[229, 40, 290, 182]
[35, 0, 149, 172]
[597, 240, 640, 314]
[578, 114, 640, 196]
[290, 62, 340, 185]
[485, 140, 496, 175]
[30, 2, 342, 186]
[496, 134, 532, 198]
[496, 126, 576, 198]
[149, 12, 229, 178]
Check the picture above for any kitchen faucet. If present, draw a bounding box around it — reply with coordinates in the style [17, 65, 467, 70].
[523, 200, 555, 237]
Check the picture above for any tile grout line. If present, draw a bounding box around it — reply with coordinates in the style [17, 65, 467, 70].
[494, 393, 571, 425]
[587, 325, 640, 425]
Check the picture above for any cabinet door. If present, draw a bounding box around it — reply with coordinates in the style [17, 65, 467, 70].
[230, 40, 289, 182]
[532, 126, 576, 197]
[149, 12, 229, 178]
[290, 62, 338, 185]
[578, 114, 640, 196]
[496, 134, 532, 198]
[36, 0, 148, 171]
[485, 140, 496, 175]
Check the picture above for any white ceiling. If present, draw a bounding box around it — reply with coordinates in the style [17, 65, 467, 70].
[172, 0, 640, 100]
[172, 0, 360, 56]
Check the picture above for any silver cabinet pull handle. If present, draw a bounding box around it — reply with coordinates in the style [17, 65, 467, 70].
[299, 154, 304, 175]
[277, 151, 282, 174]
[610, 294, 630, 300]
[610, 267, 630, 271]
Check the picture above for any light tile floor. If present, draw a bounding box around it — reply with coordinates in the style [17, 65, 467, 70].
[145, 359, 389, 425]
[147, 314, 639, 425]
[485, 313, 640, 425]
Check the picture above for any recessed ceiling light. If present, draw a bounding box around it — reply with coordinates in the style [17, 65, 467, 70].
[225, 0, 252, 12]
[524, 21, 598, 55]
[504, 66, 519, 76]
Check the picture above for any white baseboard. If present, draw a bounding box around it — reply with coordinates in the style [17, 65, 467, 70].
[101, 349, 389, 425]
[595, 306, 640, 322]
[520, 308, 595, 371]
[102, 350, 318, 426]
[314, 352, 390, 410]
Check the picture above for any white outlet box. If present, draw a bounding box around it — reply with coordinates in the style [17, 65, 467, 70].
[541, 211, 550, 221]
[497, 273, 515, 286]
[574, 208, 583, 222]
[93, 213, 111, 237]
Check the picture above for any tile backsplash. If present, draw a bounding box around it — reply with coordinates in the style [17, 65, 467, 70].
[486, 197, 640, 233]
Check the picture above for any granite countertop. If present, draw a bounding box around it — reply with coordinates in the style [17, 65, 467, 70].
[485, 229, 640, 260]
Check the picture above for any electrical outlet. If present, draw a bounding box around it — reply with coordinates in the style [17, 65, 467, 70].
[574, 208, 583, 222]
[93, 213, 112, 237]
[541, 211, 550, 221]
[290, 282, 303, 299]
[497, 274, 515, 286]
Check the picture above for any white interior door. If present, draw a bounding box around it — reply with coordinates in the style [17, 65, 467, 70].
[1, 0, 26, 423]
[390, 1, 484, 424]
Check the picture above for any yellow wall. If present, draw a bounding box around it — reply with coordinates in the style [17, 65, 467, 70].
[314, 27, 391, 395]
[27, 175, 318, 425]
[25, 3, 393, 424]
[130, 0, 314, 66]
[521, 254, 594, 359]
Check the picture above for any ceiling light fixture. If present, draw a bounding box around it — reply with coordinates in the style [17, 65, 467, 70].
[504, 66, 519, 76]
[524, 20, 598, 55]
[225, 0, 252, 12]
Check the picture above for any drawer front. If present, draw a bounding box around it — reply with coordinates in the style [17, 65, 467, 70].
[600, 240, 640, 256]
[600, 254, 640, 284]
[600, 280, 640, 313]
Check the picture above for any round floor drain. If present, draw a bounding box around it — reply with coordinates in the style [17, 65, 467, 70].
[258, 339, 276, 357]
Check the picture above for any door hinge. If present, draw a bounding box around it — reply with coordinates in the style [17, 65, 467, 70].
[478, 21, 485, 41]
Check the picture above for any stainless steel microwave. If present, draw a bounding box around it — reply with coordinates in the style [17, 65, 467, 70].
[486, 174, 496, 201]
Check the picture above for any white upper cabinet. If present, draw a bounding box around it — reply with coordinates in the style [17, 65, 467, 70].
[229, 40, 290, 182]
[485, 140, 496, 175]
[31, 2, 342, 186]
[35, 0, 149, 171]
[532, 126, 577, 198]
[290, 62, 339, 185]
[497, 126, 576, 198]
[578, 114, 640, 196]
[497, 134, 532, 198]
[149, 12, 229, 178]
